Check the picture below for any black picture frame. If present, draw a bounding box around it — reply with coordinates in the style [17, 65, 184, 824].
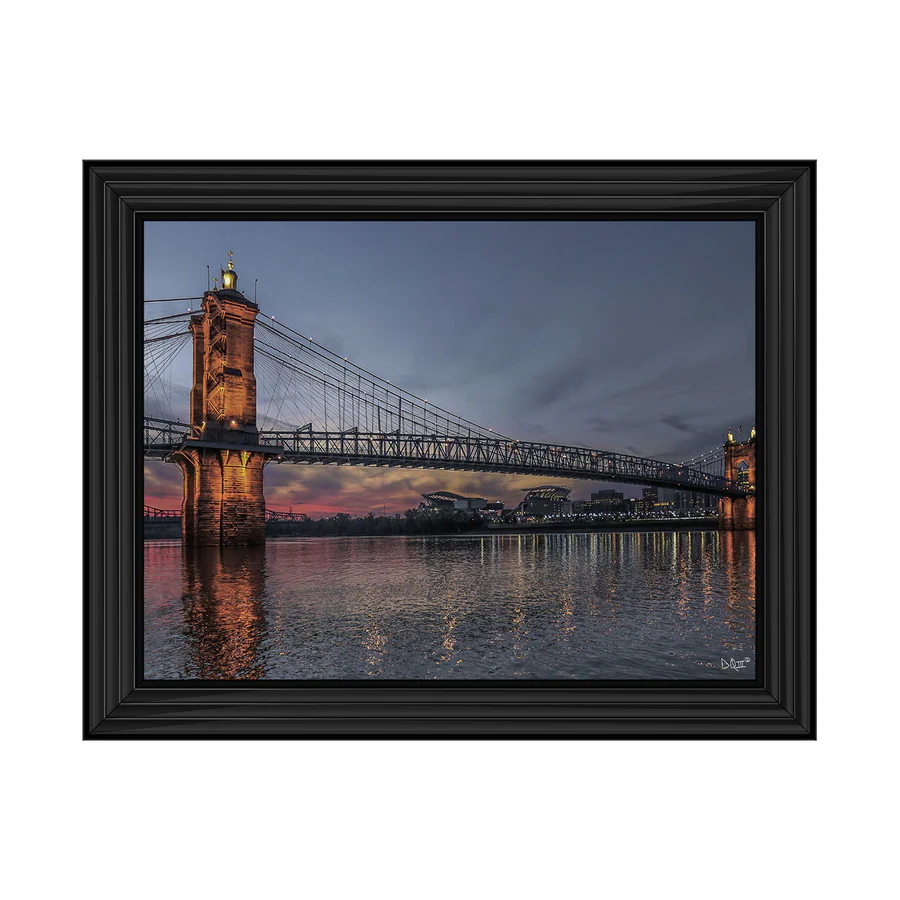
[84, 161, 815, 739]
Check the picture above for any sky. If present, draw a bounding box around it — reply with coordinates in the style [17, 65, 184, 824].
[144, 220, 755, 516]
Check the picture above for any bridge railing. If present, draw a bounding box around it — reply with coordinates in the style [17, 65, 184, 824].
[144, 417, 190, 459]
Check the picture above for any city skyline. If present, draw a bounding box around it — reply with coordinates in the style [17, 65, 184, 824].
[144, 220, 755, 517]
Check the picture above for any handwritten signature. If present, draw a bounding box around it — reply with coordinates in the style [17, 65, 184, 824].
[721, 657, 752, 671]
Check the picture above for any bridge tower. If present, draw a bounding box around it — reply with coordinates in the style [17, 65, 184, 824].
[173, 254, 280, 545]
[718, 427, 757, 531]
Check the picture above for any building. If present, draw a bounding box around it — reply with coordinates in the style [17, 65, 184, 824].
[656, 488, 679, 513]
[421, 491, 487, 511]
[516, 485, 572, 519]
[632, 487, 718, 517]
[673, 490, 718, 514]
[589, 489, 627, 514]
[635, 486, 658, 516]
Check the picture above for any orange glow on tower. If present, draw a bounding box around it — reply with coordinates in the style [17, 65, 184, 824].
[718, 428, 757, 531]
[173, 254, 281, 545]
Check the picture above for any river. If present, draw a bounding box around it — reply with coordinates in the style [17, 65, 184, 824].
[144, 530, 756, 680]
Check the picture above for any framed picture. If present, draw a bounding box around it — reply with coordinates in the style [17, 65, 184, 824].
[84, 161, 814, 738]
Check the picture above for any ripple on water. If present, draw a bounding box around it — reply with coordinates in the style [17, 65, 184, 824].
[143, 531, 756, 680]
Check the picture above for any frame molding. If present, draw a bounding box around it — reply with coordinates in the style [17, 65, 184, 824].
[84, 161, 815, 738]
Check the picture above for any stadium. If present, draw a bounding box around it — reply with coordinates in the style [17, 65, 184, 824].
[421, 491, 488, 511]
[514, 485, 572, 519]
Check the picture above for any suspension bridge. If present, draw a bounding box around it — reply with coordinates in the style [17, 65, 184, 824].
[143, 255, 755, 544]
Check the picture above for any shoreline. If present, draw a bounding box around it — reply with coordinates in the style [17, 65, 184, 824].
[480, 519, 720, 535]
[144, 518, 728, 541]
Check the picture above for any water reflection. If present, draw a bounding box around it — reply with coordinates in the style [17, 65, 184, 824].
[701, 532, 713, 603]
[144, 530, 756, 680]
[180, 544, 268, 679]
[363, 618, 388, 676]
[511, 606, 528, 663]
[718, 531, 756, 651]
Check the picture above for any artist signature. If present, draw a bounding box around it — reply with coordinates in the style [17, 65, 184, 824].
[721, 657, 752, 671]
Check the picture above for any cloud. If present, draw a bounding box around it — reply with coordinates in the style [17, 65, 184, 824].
[389, 374, 453, 396]
[651, 412, 754, 463]
[144, 457, 625, 518]
[524, 359, 595, 411]
[660, 413, 699, 434]
[143, 461, 183, 509]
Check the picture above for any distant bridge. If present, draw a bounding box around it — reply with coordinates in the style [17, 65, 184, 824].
[143, 504, 181, 520]
[144, 503, 309, 523]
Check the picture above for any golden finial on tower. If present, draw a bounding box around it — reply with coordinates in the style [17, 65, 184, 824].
[727, 429, 734, 443]
[213, 275, 219, 291]
[751, 425, 756, 440]
[222, 251, 238, 290]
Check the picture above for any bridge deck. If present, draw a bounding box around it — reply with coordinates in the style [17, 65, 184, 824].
[144, 418, 746, 497]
